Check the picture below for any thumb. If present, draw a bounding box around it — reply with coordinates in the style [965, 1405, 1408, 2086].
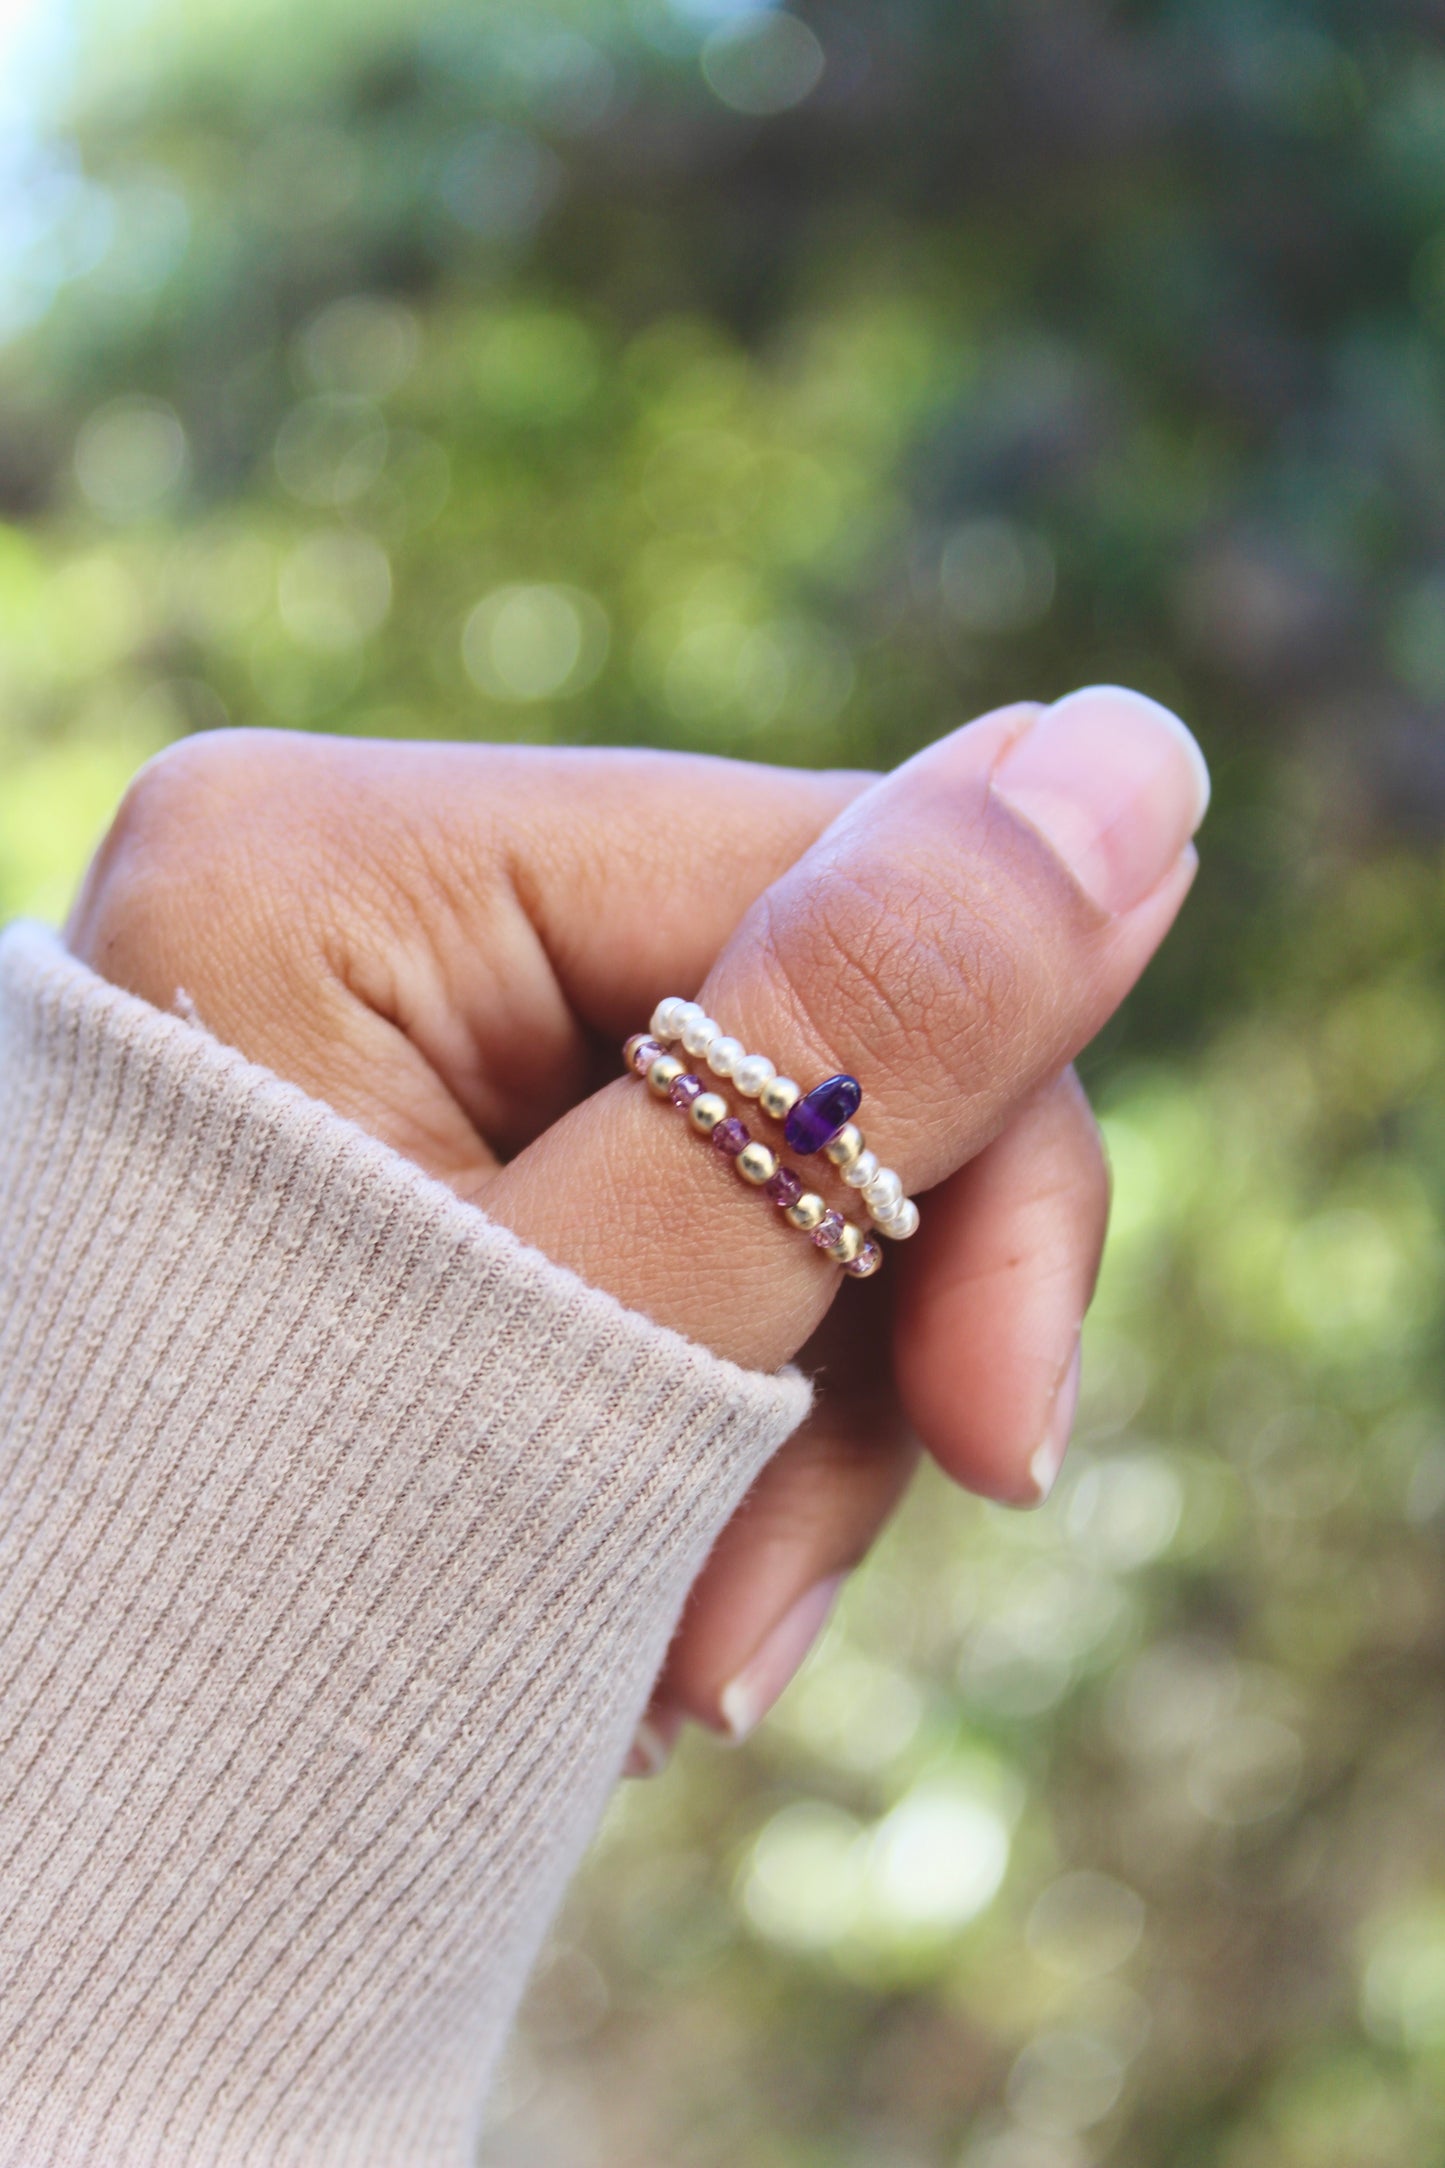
[481, 686, 1208, 1373]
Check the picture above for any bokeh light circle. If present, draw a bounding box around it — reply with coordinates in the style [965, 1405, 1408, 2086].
[74, 397, 188, 522]
[701, 12, 825, 115]
[462, 583, 609, 701]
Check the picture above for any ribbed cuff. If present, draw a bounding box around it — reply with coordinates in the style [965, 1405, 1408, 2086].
[0, 922, 810, 2165]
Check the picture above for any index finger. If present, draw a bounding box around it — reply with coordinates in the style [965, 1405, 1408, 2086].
[69, 736, 874, 1169]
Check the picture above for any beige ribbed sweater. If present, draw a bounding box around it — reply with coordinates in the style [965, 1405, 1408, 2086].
[0, 923, 812, 2165]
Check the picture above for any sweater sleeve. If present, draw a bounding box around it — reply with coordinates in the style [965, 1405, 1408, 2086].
[0, 922, 812, 2167]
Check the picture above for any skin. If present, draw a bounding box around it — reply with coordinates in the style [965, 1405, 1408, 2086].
[66, 690, 1204, 1754]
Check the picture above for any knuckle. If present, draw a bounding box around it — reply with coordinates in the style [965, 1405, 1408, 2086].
[95, 730, 300, 922]
[75, 730, 326, 1000]
[110, 728, 281, 843]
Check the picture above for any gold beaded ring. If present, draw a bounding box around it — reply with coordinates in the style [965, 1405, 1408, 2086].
[621, 1030, 883, 1278]
[645, 996, 920, 1243]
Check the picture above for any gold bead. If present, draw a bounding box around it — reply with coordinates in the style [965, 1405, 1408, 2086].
[648, 1054, 685, 1096]
[785, 1191, 827, 1231]
[736, 1141, 778, 1186]
[824, 1123, 865, 1169]
[623, 1034, 649, 1073]
[832, 1221, 866, 1265]
[759, 1075, 801, 1122]
[690, 1091, 728, 1134]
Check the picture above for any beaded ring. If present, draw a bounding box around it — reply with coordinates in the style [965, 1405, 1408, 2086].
[647, 997, 920, 1242]
[621, 1033, 883, 1278]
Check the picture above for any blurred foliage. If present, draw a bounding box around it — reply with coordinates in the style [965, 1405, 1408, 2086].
[5, 0, 1445, 2162]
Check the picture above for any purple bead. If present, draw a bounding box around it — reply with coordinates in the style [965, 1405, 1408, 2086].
[784, 1074, 863, 1156]
[669, 1072, 703, 1108]
[765, 1166, 803, 1210]
[844, 1238, 882, 1278]
[631, 1036, 664, 1075]
[812, 1209, 845, 1249]
[712, 1117, 750, 1157]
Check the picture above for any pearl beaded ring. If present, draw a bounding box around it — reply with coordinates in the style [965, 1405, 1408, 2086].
[645, 996, 921, 1243]
[621, 1026, 883, 1278]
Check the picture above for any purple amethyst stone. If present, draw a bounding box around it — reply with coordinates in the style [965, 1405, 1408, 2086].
[783, 1074, 862, 1156]
[765, 1166, 803, 1210]
[712, 1117, 750, 1157]
[669, 1072, 704, 1109]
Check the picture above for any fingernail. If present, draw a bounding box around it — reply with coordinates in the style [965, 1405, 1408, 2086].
[1027, 1338, 1082, 1505]
[718, 1575, 844, 1743]
[622, 1708, 682, 1779]
[992, 685, 1210, 917]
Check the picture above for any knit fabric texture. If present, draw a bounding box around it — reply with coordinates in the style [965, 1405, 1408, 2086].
[0, 923, 812, 2165]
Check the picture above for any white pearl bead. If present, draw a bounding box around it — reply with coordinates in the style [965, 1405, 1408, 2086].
[674, 1001, 706, 1035]
[707, 1035, 744, 1079]
[732, 1053, 776, 1098]
[842, 1148, 879, 1191]
[681, 1012, 719, 1058]
[876, 1198, 919, 1239]
[650, 998, 685, 1042]
[864, 1167, 904, 1216]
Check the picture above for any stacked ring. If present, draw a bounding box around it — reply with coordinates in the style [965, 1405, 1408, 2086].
[647, 997, 920, 1241]
[622, 1033, 882, 1278]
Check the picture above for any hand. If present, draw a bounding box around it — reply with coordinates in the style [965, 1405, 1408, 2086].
[67, 687, 1208, 1762]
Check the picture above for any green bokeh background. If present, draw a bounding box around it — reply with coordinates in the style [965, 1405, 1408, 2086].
[7, 3, 1445, 2161]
